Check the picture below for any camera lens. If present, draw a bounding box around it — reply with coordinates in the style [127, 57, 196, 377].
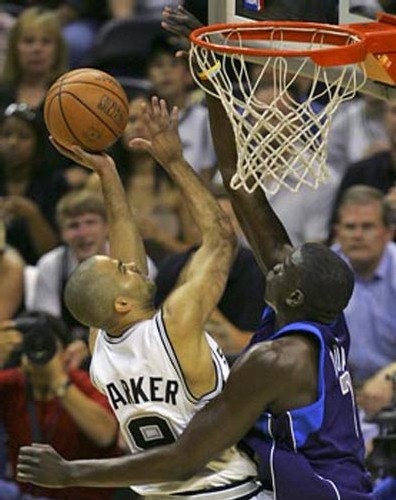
[23, 328, 57, 365]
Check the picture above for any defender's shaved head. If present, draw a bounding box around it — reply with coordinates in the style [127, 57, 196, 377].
[298, 243, 354, 321]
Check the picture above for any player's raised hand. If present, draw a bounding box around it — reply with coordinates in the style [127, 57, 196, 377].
[129, 96, 184, 168]
[17, 444, 70, 488]
[49, 137, 116, 174]
[162, 5, 203, 46]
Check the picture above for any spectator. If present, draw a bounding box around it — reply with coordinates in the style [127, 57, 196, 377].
[31, 189, 157, 367]
[0, 311, 119, 500]
[0, 103, 68, 264]
[147, 33, 217, 182]
[0, 245, 24, 322]
[0, 6, 70, 172]
[332, 186, 396, 405]
[329, 100, 396, 238]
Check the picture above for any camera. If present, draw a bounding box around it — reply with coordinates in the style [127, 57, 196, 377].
[13, 316, 57, 365]
[10, 312, 71, 366]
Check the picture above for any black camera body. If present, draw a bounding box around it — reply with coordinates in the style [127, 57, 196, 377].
[13, 314, 60, 366]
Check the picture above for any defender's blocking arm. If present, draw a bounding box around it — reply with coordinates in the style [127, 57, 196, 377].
[17, 340, 292, 488]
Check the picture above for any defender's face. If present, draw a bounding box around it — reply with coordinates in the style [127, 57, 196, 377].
[265, 249, 301, 309]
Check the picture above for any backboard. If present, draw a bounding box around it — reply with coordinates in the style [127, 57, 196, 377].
[207, 0, 396, 100]
[208, 0, 396, 24]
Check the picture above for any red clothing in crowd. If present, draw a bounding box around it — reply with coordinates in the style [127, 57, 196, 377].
[0, 367, 119, 500]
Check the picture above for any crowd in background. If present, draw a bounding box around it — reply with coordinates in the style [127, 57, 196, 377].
[0, 1, 395, 499]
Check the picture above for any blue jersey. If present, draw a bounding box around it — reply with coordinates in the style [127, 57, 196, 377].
[243, 307, 374, 500]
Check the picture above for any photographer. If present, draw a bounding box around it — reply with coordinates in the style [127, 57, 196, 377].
[0, 311, 119, 499]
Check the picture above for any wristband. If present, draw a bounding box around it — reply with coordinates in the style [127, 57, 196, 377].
[197, 60, 221, 81]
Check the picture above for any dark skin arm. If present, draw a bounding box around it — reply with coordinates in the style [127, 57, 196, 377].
[17, 334, 317, 488]
[163, 6, 292, 274]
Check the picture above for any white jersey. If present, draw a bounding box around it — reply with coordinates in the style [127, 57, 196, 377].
[90, 310, 260, 498]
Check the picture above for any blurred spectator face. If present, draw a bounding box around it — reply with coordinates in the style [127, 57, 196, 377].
[122, 97, 150, 148]
[17, 25, 58, 77]
[60, 213, 108, 262]
[336, 201, 392, 271]
[383, 102, 396, 147]
[0, 115, 36, 169]
[147, 53, 190, 100]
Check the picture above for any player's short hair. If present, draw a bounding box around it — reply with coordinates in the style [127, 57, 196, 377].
[64, 257, 118, 328]
[298, 243, 354, 321]
[337, 185, 392, 227]
[56, 190, 107, 227]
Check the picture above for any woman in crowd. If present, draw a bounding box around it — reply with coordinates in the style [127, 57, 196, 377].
[0, 103, 68, 264]
[0, 6, 70, 172]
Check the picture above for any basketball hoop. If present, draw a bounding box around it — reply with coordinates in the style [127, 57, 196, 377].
[190, 22, 368, 194]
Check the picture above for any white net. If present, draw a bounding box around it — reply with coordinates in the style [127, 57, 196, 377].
[190, 24, 367, 194]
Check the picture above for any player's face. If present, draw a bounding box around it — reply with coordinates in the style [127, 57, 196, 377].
[61, 213, 108, 263]
[265, 249, 300, 309]
[336, 202, 392, 271]
[147, 54, 191, 100]
[0, 117, 36, 169]
[17, 26, 58, 77]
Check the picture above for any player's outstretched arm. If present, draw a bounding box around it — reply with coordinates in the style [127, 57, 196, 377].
[50, 139, 148, 274]
[17, 342, 285, 488]
[206, 94, 292, 273]
[161, 7, 292, 274]
[130, 97, 237, 347]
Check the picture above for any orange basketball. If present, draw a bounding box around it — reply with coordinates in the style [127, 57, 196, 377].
[44, 68, 129, 152]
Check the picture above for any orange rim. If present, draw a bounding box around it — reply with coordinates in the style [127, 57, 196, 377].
[190, 21, 367, 67]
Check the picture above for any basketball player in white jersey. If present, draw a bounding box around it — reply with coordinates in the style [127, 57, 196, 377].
[18, 97, 264, 498]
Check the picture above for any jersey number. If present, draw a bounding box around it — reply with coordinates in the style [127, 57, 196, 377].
[127, 415, 177, 450]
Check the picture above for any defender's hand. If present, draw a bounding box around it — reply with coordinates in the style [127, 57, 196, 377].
[162, 5, 203, 44]
[17, 444, 71, 488]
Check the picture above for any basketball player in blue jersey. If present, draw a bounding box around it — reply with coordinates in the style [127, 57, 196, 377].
[17, 10, 374, 500]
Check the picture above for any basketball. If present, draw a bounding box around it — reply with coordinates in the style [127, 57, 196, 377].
[44, 68, 129, 152]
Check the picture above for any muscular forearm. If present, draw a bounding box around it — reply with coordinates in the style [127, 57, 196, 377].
[206, 94, 292, 271]
[66, 444, 195, 487]
[97, 163, 147, 273]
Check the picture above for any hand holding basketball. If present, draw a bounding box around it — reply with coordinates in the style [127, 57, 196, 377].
[50, 137, 115, 174]
[44, 68, 129, 152]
